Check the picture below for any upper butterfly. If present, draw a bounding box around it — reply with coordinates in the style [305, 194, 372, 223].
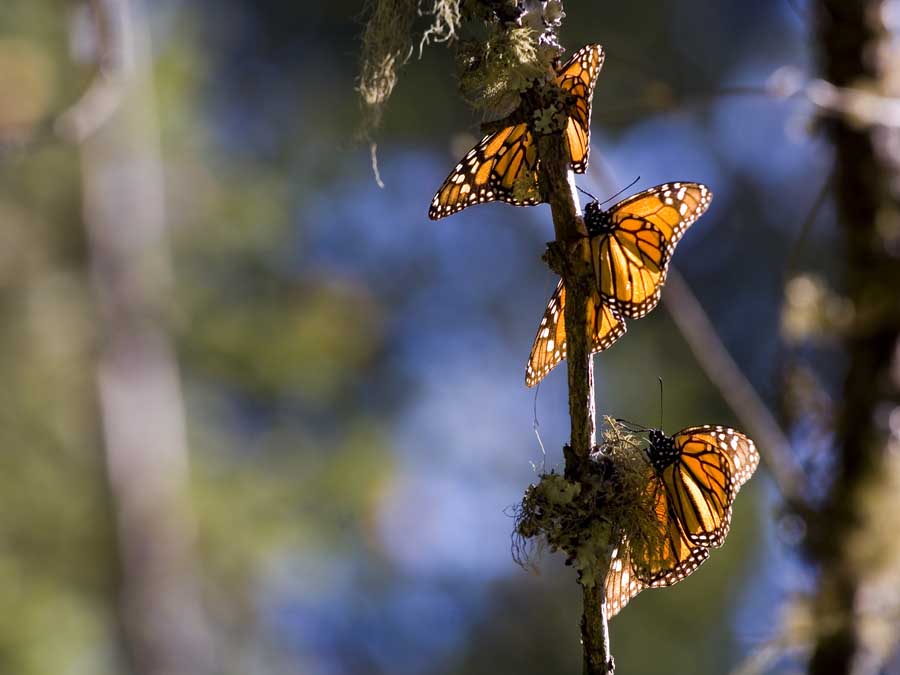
[525, 182, 712, 387]
[604, 424, 759, 618]
[428, 44, 605, 220]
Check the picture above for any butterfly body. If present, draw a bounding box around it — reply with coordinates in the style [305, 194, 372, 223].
[604, 424, 759, 617]
[646, 428, 680, 472]
[584, 201, 614, 236]
[525, 183, 712, 387]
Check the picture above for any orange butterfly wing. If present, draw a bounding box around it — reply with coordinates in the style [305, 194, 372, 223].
[664, 426, 759, 547]
[428, 123, 541, 219]
[606, 425, 758, 617]
[592, 182, 712, 318]
[674, 425, 760, 493]
[605, 538, 646, 618]
[555, 44, 605, 172]
[525, 279, 626, 387]
[631, 470, 712, 587]
[605, 469, 710, 617]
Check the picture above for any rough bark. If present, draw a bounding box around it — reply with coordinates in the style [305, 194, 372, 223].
[807, 2, 900, 673]
[538, 135, 613, 675]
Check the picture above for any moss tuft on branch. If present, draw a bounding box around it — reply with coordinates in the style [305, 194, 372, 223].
[456, 25, 549, 117]
[513, 419, 657, 590]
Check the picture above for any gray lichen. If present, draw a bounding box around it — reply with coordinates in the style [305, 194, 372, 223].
[513, 418, 659, 587]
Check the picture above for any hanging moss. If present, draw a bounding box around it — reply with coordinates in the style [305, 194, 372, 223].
[357, 0, 418, 134]
[358, 0, 563, 137]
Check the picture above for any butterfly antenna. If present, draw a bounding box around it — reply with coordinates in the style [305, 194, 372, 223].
[576, 185, 598, 202]
[615, 418, 649, 433]
[596, 175, 641, 207]
[658, 376, 665, 430]
[532, 383, 547, 473]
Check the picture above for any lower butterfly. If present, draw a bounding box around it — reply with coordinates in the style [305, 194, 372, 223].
[605, 424, 759, 618]
[525, 182, 712, 387]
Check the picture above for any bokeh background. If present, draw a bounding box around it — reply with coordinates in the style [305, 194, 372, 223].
[0, 1, 845, 674]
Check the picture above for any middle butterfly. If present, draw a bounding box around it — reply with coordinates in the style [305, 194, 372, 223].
[525, 182, 713, 387]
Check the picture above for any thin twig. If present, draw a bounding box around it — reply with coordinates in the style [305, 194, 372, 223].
[538, 124, 613, 675]
[662, 269, 809, 509]
[56, 0, 127, 143]
[782, 167, 834, 283]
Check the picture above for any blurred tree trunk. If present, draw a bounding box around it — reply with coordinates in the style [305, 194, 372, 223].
[807, 2, 900, 673]
[76, 1, 215, 674]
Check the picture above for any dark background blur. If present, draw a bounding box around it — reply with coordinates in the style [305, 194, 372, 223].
[0, 1, 836, 674]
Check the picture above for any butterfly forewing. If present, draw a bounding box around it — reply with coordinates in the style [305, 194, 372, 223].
[594, 182, 712, 318]
[428, 123, 541, 219]
[658, 425, 759, 547]
[525, 280, 626, 387]
[555, 44, 604, 172]
[674, 426, 760, 494]
[593, 219, 667, 319]
[662, 436, 732, 547]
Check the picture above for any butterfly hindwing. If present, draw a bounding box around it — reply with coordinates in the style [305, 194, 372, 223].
[591, 217, 669, 320]
[594, 182, 712, 318]
[604, 538, 647, 619]
[657, 425, 759, 548]
[661, 436, 732, 547]
[631, 470, 712, 587]
[525, 279, 626, 387]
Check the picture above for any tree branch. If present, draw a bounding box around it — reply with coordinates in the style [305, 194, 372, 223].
[805, 1, 900, 672]
[662, 269, 809, 509]
[538, 131, 613, 674]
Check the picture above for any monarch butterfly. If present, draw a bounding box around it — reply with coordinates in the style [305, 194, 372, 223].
[525, 182, 712, 387]
[605, 424, 759, 617]
[428, 44, 605, 220]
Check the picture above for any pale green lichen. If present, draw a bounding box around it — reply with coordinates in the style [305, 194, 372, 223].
[457, 25, 552, 118]
[511, 169, 540, 203]
[513, 418, 659, 587]
[357, 0, 566, 127]
[532, 103, 560, 134]
[573, 520, 613, 588]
